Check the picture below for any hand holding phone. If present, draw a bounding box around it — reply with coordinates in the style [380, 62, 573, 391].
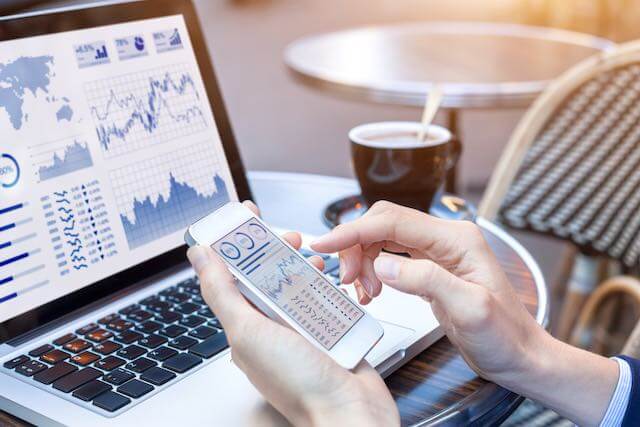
[185, 202, 383, 369]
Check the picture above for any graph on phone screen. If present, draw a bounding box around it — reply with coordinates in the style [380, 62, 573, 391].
[110, 141, 231, 249]
[85, 63, 207, 158]
[214, 220, 364, 349]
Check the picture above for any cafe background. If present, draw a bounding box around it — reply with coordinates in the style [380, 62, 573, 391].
[5, 0, 638, 329]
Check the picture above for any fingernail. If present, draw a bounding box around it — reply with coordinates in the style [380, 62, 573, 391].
[187, 246, 210, 273]
[374, 257, 400, 281]
[339, 256, 351, 284]
[361, 277, 374, 298]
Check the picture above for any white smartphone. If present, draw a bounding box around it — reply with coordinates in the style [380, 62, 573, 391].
[185, 202, 383, 369]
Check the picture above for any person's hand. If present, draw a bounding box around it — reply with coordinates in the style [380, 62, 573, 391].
[187, 201, 399, 427]
[310, 201, 543, 385]
[310, 201, 619, 427]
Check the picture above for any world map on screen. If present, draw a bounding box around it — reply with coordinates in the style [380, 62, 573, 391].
[0, 55, 74, 129]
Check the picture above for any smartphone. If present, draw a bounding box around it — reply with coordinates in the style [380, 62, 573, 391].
[185, 202, 383, 369]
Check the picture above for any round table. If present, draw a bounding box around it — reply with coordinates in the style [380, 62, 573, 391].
[249, 171, 548, 426]
[0, 172, 548, 427]
[284, 21, 614, 190]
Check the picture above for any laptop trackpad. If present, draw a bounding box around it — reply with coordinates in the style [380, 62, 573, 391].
[365, 320, 414, 368]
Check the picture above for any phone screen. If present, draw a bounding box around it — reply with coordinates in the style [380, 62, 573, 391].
[212, 219, 364, 349]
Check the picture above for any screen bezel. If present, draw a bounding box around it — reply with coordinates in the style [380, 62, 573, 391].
[0, 0, 253, 342]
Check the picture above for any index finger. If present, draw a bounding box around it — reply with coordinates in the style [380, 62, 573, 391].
[310, 206, 440, 253]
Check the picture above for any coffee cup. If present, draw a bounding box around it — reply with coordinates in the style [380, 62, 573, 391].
[349, 121, 459, 212]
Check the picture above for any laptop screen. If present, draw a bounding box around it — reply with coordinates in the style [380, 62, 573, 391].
[0, 4, 245, 331]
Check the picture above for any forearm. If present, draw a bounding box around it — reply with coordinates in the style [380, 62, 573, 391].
[499, 332, 619, 427]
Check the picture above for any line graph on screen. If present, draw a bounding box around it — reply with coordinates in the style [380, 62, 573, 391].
[85, 64, 208, 158]
[110, 141, 232, 249]
[29, 136, 94, 182]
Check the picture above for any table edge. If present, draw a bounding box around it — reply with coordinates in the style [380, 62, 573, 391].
[284, 21, 615, 108]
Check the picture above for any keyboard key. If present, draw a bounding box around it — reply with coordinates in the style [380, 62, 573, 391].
[117, 379, 154, 398]
[127, 310, 152, 322]
[190, 295, 205, 305]
[15, 360, 48, 377]
[155, 310, 181, 324]
[41, 349, 71, 364]
[106, 319, 134, 332]
[208, 318, 223, 330]
[136, 321, 162, 334]
[102, 368, 134, 386]
[175, 302, 199, 314]
[147, 346, 177, 362]
[63, 339, 92, 353]
[98, 313, 120, 325]
[72, 380, 111, 401]
[118, 304, 140, 316]
[179, 315, 206, 328]
[117, 345, 146, 360]
[125, 357, 156, 373]
[140, 367, 176, 386]
[189, 326, 217, 340]
[95, 356, 126, 371]
[159, 324, 187, 338]
[138, 334, 167, 349]
[76, 323, 99, 335]
[29, 344, 54, 357]
[189, 333, 228, 359]
[139, 295, 161, 306]
[93, 391, 131, 412]
[163, 353, 202, 373]
[3, 355, 29, 369]
[87, 329, 114, 343]
[71, 352, 100, 366]
[197, 307, 215, 318]
[164, 292, 190, 304]
[145, 301, 172, 313]
[114, 331, 143, 345]
[94, 341, 122, 355]
[33, 361, 77, 385]
[53, 367, 102, 392]
[169, 336, 198, 350]
[53, 333, 76, 346]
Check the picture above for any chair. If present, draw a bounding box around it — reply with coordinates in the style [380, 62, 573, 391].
[479, 40, 640, 341]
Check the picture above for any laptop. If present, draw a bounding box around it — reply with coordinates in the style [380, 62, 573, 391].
[0, 1, 442, 425]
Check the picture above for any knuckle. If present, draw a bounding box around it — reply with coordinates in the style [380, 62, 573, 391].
[370, 200, 394, 212]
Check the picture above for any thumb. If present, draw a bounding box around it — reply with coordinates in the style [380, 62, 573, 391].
[373, 254, 468, 308]
[187, 245, 257, 334]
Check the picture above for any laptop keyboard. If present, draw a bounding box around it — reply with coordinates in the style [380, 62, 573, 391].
[1, 250, 340, 416]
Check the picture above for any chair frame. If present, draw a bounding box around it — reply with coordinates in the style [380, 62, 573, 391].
[479, 40, 640, 219]
[478, 40, 640, 340]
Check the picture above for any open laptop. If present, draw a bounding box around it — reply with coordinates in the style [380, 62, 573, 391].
[0, 1, 442, 425]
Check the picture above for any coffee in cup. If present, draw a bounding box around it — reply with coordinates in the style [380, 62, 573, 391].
[349, 122, 459, 212]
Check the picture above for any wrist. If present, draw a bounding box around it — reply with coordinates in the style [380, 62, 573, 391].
[302, 385, 399, 427]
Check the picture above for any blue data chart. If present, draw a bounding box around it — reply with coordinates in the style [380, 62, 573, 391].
[0, 202, 49, 305]
[30, 136, 93, 182]
[85, 64, 208, 158]
[41, 180, 118, 277]
[110, 141, 231, 249]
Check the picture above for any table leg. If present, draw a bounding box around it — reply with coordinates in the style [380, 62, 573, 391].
[446, 108, 461, 193]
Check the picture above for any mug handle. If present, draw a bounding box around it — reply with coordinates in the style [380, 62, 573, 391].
[446, 136, 462, 171]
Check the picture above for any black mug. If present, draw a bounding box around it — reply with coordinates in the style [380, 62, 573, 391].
[349, 122, 460, 212]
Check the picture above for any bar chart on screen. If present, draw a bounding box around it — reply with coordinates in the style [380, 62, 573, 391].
[110, 140, 231, 249]
[85, 63, 208, 158]
[0, 202, 49, 305]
